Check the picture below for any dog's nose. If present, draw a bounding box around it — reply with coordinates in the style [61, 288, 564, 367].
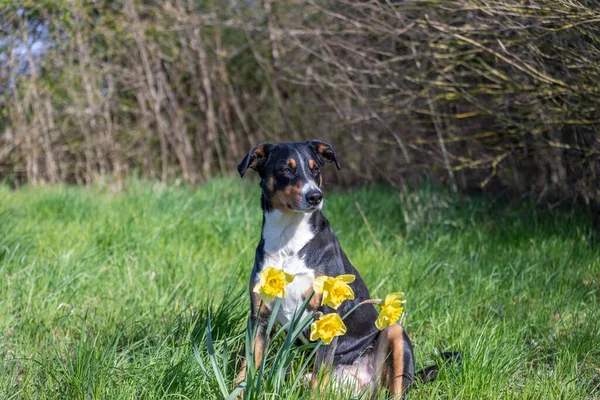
[306, 190, 323, 206]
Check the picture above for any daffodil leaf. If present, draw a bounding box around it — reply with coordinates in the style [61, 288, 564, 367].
[205, 311, 230, 398]
[222, 338, 228, 378]
[226, 383, 245, 400]
[341, 300, 364, 320]
[257, 298, 281, 385]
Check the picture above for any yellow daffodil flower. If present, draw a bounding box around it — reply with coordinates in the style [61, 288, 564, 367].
[375, 292, 405, 330]
[253, 267, 295, 303]
[312, 274, 355, 309]
[310, 313, 347, 345]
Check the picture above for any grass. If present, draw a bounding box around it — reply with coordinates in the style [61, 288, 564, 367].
[0, 178, 599, 399]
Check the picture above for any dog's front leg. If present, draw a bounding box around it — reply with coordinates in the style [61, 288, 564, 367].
[235, 293, 273, 389]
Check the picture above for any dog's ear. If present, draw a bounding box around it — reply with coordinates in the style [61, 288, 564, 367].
[306, 139, 341, 170]
[237, 142, 274, 177]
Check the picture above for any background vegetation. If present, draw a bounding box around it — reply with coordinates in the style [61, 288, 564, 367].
[1, 179, 599, 398]
[1, 0, 599, 206]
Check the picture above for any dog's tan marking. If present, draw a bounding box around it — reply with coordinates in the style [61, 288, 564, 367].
[272, 180, 303, 211]
[249, 144, 268, 169]
[288, 158, 296, 169]
[253, 331, 267, 366]
[311, 362, 332, 391]
[235, 330, 267, 388]
[302, 287, 322, 311]
[374, 329, 391, 388]
[254, 145, 265, 158]
[374, 324, 408, 397]
[270, 191, 286, 211]
[316, 142, 328, 154]
[309, 159, 316, 169]
[389, 324, 406, 395]
[251, 294, 270, 320]
[236, 292, 272, 390]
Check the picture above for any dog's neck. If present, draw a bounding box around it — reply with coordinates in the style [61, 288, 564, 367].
[261, 210, 315, 255]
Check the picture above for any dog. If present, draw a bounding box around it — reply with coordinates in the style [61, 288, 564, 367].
[236, 140, 415, 397]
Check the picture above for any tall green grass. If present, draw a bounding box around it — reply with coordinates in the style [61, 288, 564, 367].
[1, 179, 598, 399]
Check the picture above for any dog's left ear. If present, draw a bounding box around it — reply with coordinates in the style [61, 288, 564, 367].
[306, 139, 341, 170]
[237, 142, 274, 177]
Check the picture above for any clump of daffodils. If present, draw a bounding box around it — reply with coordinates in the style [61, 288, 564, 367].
[253, 266, 406, 345]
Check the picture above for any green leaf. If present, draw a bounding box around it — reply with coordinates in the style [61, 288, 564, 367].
[206, 311, 230, 399]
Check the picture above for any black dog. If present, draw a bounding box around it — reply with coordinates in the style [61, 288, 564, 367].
[236, 140, 414, 397]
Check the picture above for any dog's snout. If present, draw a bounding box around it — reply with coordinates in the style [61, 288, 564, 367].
[306, 190, 323, 206]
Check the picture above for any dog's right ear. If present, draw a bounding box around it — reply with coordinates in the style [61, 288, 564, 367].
[237, 142, 274, 177]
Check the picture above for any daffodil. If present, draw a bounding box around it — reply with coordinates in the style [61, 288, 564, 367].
[310, 313, 347, 345]
[312, 274, 355, 309]
[253, 267, 295, 303]
[375, 292, 405, 330]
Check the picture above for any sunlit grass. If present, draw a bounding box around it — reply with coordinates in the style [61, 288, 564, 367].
[1, 178, 598, 399]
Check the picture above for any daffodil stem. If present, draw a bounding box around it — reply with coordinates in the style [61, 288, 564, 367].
[359, 298, 383, 305]
[341, 298, 382, 320]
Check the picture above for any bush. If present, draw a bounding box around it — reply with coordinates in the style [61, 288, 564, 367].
[1, 0, 598, 206]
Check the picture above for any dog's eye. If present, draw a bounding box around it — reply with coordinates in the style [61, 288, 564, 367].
[281, 168, 291, 175]
[312, 166, 320, 174]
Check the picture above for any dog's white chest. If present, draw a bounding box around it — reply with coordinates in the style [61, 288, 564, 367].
[259, 210, 316, 328]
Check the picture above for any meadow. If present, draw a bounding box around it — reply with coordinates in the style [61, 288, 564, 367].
[0, 178, 598, 399]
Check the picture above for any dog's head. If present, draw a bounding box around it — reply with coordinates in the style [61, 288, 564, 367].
[237, 140, 340, 213]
